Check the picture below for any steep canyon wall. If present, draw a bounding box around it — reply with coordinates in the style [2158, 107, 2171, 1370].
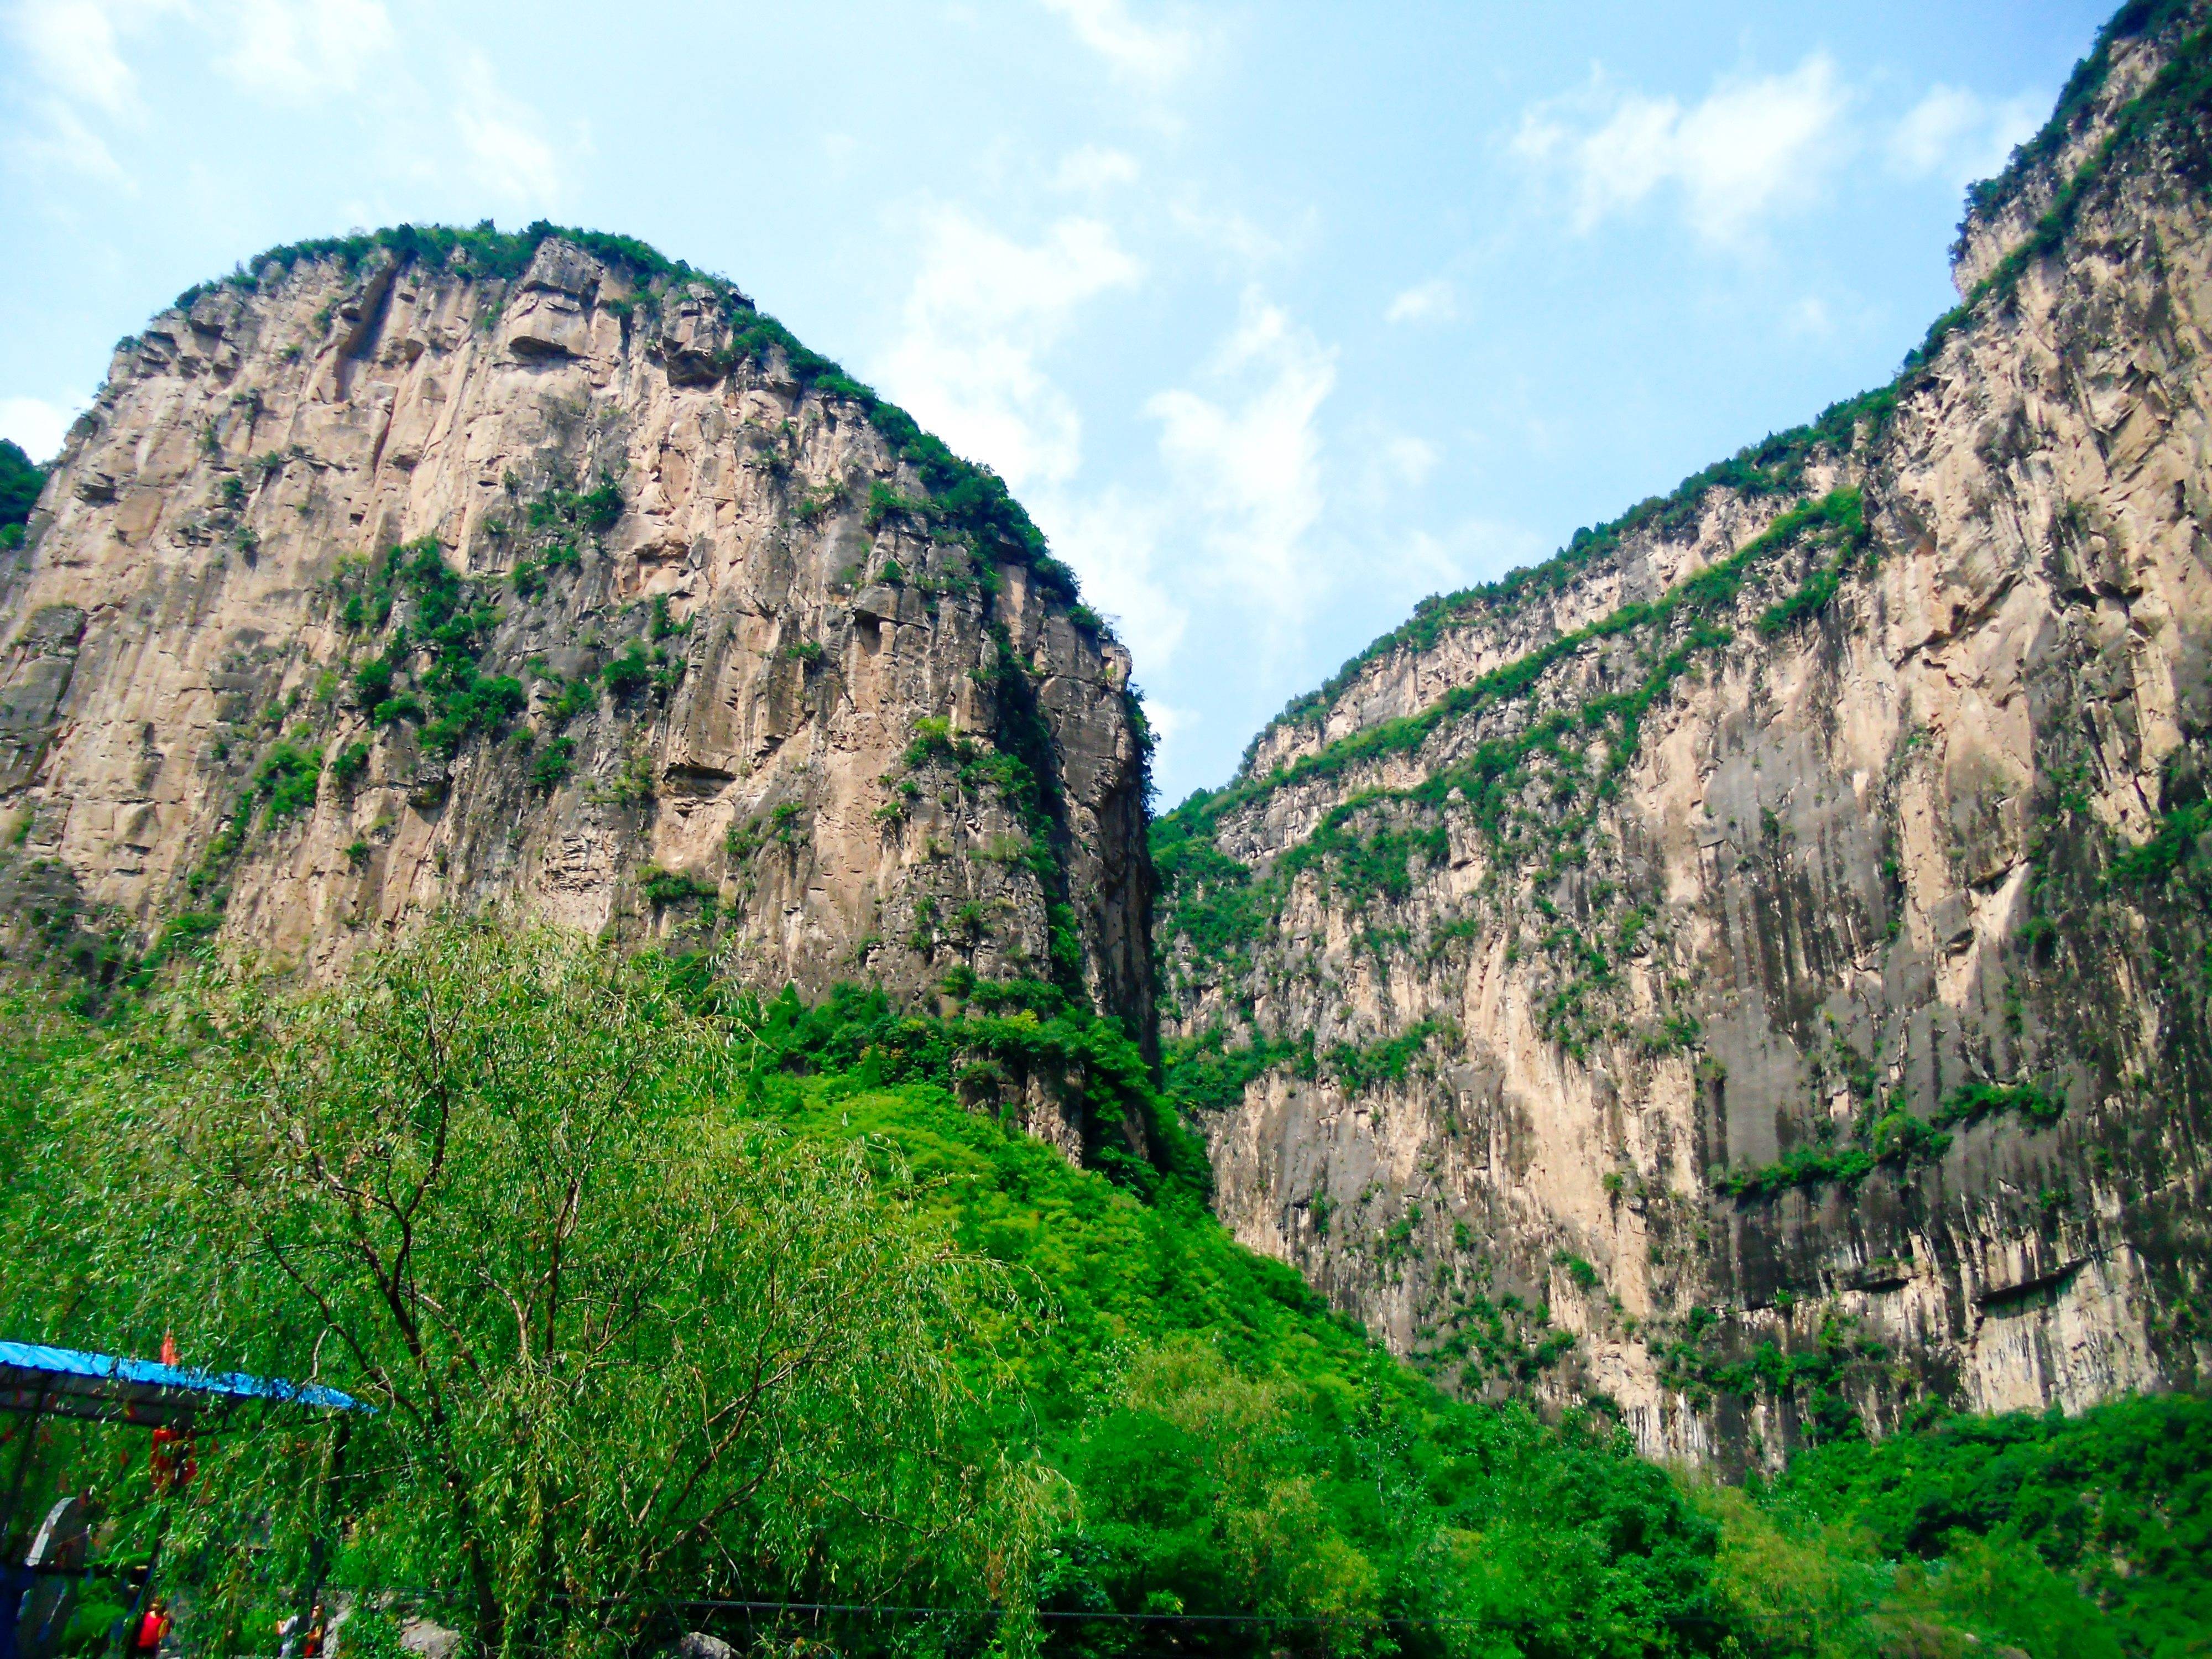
[1157, 2, 2212, 1465]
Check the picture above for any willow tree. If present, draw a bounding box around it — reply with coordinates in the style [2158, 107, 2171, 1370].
[1, 917, 1059, 1658]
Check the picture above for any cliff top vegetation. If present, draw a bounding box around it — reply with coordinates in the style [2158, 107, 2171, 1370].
[1250, 0, 2212, 766]
[161, 219, 1091, 614]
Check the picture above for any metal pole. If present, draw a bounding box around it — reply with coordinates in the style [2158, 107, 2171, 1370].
[0, 1392, 49, 1564]
[108, 1509, 168, 1659]
[288, 1416, 351, 1659]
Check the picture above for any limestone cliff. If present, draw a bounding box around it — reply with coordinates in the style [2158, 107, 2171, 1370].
[0, 227, 1154, 1115]
[1157, 0, 2212, 1466]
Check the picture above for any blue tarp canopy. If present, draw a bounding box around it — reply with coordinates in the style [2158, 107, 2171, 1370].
[0, 1341, 367, 1427]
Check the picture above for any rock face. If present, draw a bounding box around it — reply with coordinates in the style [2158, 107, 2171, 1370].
[0, 230, 1154, 1086]
[1157, 2, 2212, 1467]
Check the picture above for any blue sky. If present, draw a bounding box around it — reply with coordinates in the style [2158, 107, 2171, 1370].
[1, 0, 2110, 799]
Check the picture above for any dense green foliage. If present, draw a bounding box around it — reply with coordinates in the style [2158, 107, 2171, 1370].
[0, 436, 46, 550]
[0, 925, 1731, 1658]
[2, 925, 2198, 1657]
[754, 1057, 1728, 1656]
[0, 929, 1052, 1659]
[1750, 1394, 2212, 1656]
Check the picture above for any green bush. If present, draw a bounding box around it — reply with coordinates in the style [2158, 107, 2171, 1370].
[329, 741, 371, 790]
[1556, 1252, 1601, 1292]
[1768, 1392, 2212, 1655]
[599, 645, 653, 699]
[252, 742, 322, 822]
[1937, 1080, 2065, 1129]
[639, 865, 717, 906]
[341, 540, 525, 754]
[545, 676, 596, 725]
[0, 922, 2185, 1657]
[863, 481, 924, 531]
[0, 438, 46, 531]
[0, 924, 1040, 1659]
[529, 736, 575, 791]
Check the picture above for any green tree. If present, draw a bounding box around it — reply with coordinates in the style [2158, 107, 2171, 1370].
[0, 919, 1058, 1659]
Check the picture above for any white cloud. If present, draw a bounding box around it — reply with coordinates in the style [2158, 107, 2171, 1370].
[0, 396, 77, 463]
[1889, 85, 1979, 176]
[4, 0, 178, 179]
[10, 0, 166, 113]
[1039, 486, 1187, 671]
[453, 53, 562, 205]
[1386, 278, 1457, 324]
[1039, 0, 1196, 85]
[1390, 518, 1547, 603]
[7, 95, 127, 182]
[1055, 144, 1139, 192]
[1344, 425, 1443, 512]
[219, 0, 395, 102]
[1166, 196, 1316, 270]
[1145, 291, 1336, 630]
[1032, 299, 1342, 682]
[1035, 294, 1343, 687]
[1142, 698, 1193, 744]
[1889, 84, 2044, 186]
[1515, 54, 1851, 245]
[1786, 295, 1834, 337]
[1383, 434, 1438, 486]
[879, 208, 1143, 492]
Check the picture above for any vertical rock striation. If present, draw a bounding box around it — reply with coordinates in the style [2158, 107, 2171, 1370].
[1156, 1, 2212, 1466]
[0, 227, 1154, 1077]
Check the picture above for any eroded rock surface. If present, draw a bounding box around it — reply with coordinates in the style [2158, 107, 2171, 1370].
[1158, 4, 2212, 1467]
[0, 234, 1153, 1088]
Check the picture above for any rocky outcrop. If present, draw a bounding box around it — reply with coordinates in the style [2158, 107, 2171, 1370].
[1948, 0, 2197, 293]
[0, 229, 1154, 1087]
[1157, 3, 2212, 1467]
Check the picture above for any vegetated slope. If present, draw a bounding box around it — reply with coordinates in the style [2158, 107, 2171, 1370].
[0, 440, 44, 546]
[1155, 0, 2212, 1469]
[1765, 1392, 2212, 1652]
[7, 921, 2195, 1659]
[0, 221, 1155, 1097]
